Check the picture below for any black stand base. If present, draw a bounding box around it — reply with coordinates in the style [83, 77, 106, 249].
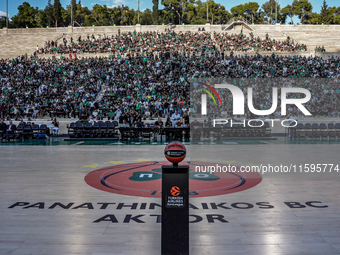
[161, 165, 189, 255]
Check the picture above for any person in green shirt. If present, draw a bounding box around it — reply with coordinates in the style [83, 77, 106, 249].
[108, 109, 114, 120]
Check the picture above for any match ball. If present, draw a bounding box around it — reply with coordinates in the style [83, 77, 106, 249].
[164, 141, 186, 163]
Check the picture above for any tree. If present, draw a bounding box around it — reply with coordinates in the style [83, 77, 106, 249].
[244, 2, 259, 23]
[141, 8, 153, 25]
[183, 0, 197, 24]
[293, 0, 312, 24]
[262, 0, 280, 24]
[44, 0, 54, 27]
[280, 5, 292, 24]
[206, 0, 220, 24]
[54, 0, 62, 27]
[252, 9, 266, 23]
[61, 5, 71, 26]
[332, 7, 340, 24]
[0, 16, 14, 29]
[230, 4, 246, 17]
[74, 2, 90, 26]
[12, 2, 38, 28]
[320, 0, 332, 24]
[152, 0, 159, 24]
[91, 4, 111, 26]
[124, 8, 137, 25]
[71, 0, 77, 25]
[281, 2, 299, 24]
[35, 9, 48, 27]
[304, 12, 320, 24]
[161, 0, 186, 24]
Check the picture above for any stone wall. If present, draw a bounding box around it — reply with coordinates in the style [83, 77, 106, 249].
[2, 23, 340, 36]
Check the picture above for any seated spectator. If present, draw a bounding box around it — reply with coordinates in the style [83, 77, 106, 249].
[165, 117, 172, 127]
[176, 119, 183, 127]
[89, 117, 95, 126]
[155, 117, 164, 127]
[6, 121, 16, 140]
[79, 113, 89, 122]
[92, 110, 99, 119]
[203, 119, 210, 138]
[171, 110, 181, 126]
[97, 110, 104, 121]
[108, 109, 115, 120]
[183, 112, 189, 126]
[51, 118, 60, 135]
[145, 108, 152, 120]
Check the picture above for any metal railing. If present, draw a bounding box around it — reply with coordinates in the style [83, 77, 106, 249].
[223, 17, 253, 31]
[165, 23, 176, 31]
[55, 34, 65, 43]
[226, 17, 252, 26]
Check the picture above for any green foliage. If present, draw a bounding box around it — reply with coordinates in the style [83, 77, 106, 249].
[320, 0, 333, 24]
[71, 0, 77, 25]
[12, 2, 38, 28]
[6, 0, 340, 27]
[334, 15, 340, 24]
[245, 2, 259, 23]
[280, 5, 292, 24]
[44, 0, 54, 27]
[0, 16, 14, 29]
[35, 9, 47, 27]
[141, 8, 153, 25]
[333, 7, 340, 24]
[262, 0, 280, 24]
[152, 0, 159, 25]
[231, 4, 246, 16]
[53, 0, 62, 27]
[206, 0, 222, 24]
[293, 0, 312, 23]
[304, 12, 320, 24]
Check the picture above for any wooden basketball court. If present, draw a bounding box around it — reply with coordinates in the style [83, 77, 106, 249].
[1, 144, 340, 255]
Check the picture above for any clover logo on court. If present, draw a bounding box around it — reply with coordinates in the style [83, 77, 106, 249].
[84, 161, 262, 198]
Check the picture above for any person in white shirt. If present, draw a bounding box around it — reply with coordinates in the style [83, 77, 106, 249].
[171, 110, 181, 126]
[115, 109, 122, 121]
[92, 110, 98, 119]
[89, 117, 95, 126]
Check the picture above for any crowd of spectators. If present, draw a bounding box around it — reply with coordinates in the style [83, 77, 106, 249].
[35, 31, 308, 56]
[215, 32, 308, 52]
[315, 46, 326, 52]
[1, 31, 340, 124]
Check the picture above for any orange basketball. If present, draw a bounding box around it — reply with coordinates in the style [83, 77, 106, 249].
[164, 142, 186, 163]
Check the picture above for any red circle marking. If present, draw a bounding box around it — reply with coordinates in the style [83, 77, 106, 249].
[84, 161, 262, 198]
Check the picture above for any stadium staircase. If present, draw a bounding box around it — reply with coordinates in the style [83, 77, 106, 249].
[222, 17, 253, 31]
[96, 85, 107, 102]
[282, 29, 340, 53]
[0, 32, 65, 59]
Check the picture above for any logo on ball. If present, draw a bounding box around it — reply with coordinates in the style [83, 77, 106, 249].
[164, 142, 187, 163]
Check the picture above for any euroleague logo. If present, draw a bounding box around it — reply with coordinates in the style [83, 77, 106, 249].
[170, 186, 180, 196]
[84, 161, 262, 198]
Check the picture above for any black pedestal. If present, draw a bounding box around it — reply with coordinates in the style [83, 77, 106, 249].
[161, 165, 189, 255]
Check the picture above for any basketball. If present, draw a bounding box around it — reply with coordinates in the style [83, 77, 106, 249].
[164, 142, 187, 163]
